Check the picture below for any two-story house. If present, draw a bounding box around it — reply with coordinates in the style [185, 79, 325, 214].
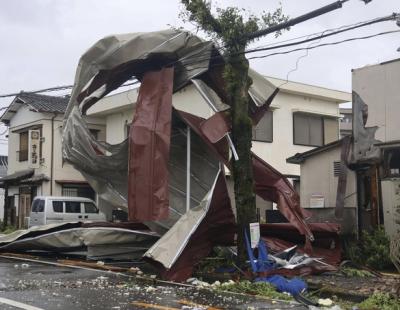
[0, 93, 105, 228]
[86, 72, 351, 222]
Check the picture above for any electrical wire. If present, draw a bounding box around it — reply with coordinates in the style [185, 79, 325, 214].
[0, 13, 397, 99]
[175, 13, 398, 69]
[0, 79, 139, 99]
[247, 29, 400, 60]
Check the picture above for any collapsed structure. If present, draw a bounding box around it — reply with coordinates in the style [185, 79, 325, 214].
[0, 30, 341, 281]
[59, 29, 320, 279]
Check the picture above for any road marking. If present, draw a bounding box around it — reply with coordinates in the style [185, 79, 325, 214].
[178, 299, 222, 310]
[131, 301, 180, 310]
[0, 297, 44, 310]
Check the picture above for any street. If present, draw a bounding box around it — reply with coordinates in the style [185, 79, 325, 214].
[0, 257, 305, 310]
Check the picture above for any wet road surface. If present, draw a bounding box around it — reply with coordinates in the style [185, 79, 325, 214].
[0, 257, 306, 309]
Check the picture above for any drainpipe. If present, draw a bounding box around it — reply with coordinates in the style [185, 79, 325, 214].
[50, 113, 57, 195]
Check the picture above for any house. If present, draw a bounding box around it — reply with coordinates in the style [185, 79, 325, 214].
[87, 72, 351, 222]
[0, 93, 106, 228]
[287, 139, 357, 234]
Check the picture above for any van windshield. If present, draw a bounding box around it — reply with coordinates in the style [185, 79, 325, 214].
[32, 199, 44, 212]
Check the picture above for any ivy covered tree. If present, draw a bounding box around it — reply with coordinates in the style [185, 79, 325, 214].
[181, 0, 289, 263]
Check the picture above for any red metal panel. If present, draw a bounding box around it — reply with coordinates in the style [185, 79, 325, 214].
[128, 67, 174, 221]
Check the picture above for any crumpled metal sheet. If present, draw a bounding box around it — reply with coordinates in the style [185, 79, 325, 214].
[128, 67, 174, 221]
[144, 169, 236, 281]
[0, 222, 159, 260]
[62, 30, 216, 216]
[61, 29, 314, 280]
[350, 91, 381, 164]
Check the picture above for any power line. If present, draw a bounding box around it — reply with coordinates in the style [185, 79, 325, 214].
[172, 29, 400, 74]
[176, 13, 398, 68]
[0, 79, 139, 99]
[0, 13, 397, 99]
[247, 30, 400, 60]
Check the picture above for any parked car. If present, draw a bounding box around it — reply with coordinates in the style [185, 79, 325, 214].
[29, 196, 106, 228]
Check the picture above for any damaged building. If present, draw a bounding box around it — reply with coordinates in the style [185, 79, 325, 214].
[287, 58, 400, 243]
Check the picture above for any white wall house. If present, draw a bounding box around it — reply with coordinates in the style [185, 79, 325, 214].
[287, 140, 357, 234]
[0, 93, 105, 228]
[88, 73, 350, 220]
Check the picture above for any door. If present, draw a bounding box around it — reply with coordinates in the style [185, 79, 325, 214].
[18, 194, 31, 229]
[64, 200, 83, 222]
[83, 201, 103, 221]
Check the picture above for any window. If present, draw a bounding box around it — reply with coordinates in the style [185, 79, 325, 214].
[62, 184, 95, 200]
[383, 148, 400, 178]
[65, 201, 81, 213]
[19, 131, 28, 161]
[32, 199, 44, 212]
[293, 113, 338, 146]
[84, 202, 98, 214]
[52, 201, 63, 213]
[252, 110, 273, 142]
[89, 129, 99, 140]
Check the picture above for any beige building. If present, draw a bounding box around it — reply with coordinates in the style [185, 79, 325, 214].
[0, 93, 105, 228]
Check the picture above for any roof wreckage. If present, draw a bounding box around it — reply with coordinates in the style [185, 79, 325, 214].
[0, 30, 340, 281]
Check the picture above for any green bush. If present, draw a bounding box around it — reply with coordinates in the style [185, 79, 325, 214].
[216, 280, 292, 300]
[345, 227, 393, 270]
[359, 292, 400, 310]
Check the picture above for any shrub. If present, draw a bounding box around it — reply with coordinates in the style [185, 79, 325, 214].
[358, 292, 400, 310]
[345, 227, 393, 270]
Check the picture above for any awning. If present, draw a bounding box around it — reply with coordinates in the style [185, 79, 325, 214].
[20, 174, 50, 184]
[0, 169, 34, 187]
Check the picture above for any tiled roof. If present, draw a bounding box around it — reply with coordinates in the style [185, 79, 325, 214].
[17, 93, 69, 114]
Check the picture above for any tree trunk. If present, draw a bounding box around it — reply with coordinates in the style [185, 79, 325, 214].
[224, 51, 257, 264]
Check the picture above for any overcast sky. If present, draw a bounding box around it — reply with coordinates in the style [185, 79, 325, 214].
[0, 0, 399, 155]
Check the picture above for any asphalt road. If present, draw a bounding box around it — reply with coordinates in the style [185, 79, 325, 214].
[0, 257, 306, 310]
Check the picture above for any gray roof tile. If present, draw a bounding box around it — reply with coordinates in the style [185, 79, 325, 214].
[17, 93, 69, 114]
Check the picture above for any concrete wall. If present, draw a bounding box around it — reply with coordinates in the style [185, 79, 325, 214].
[299, 145, 357, 234]
[352, 59, 400, 142]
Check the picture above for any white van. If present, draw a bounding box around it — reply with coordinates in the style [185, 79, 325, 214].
[29, 196, 106, 228]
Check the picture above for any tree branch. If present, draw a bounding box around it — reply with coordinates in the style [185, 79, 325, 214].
[181, 0, 222, 35]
